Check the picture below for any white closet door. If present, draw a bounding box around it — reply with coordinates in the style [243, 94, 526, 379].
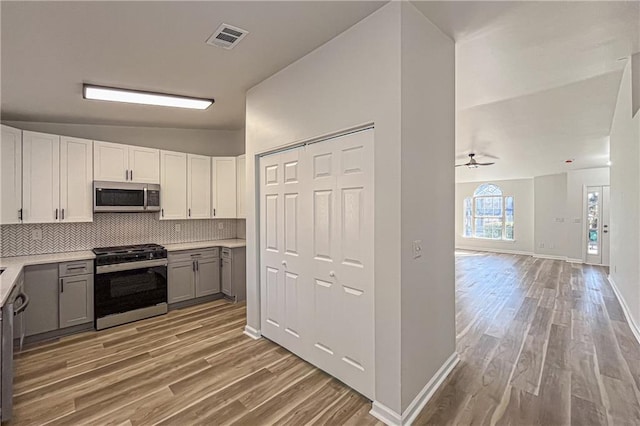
[22, 131, 60, 224]
[59, 137, 93, 222]
[260, 148, 310, 359]
[187, 154, 211, 219]
[306, 129, 374, 398]
[236, 155, 246, 218]
[259, 128, 374, 399]
[160, 150, 187, 220]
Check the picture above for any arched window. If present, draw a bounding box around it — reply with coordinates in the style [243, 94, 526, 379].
[464, 184, 514, 240]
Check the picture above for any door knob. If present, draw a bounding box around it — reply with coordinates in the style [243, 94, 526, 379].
[329, 271, 335, 278]
[281, 261, 287, 267]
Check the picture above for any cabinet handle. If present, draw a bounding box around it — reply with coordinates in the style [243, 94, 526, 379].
[196, 260, 199, 271]
[55, 208, 58, 220]
[126, 169, 129, 180]
[18, 208, 22, 221]
[161, 208, 164, 217]
[59, 278, 64, 293]
[188, 208, 191, 217]
[192, 261, 196, 272]
[131, 170, 133, 181]
[61, 208, 65, 220]
[213, 208, 216, 217]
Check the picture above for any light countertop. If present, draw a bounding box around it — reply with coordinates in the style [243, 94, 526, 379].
[0, 239, 246, 307]
[0, 251, 95, 307]
[163, 239, 246, 251]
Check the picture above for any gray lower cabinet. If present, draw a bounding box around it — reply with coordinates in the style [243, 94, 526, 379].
[168, 261, 196, 303]
[196, 257, 221, 297]
[24, 264, 60, 337]
[59, 274, 94, 328]
[168, 248, 220, 304]
[221, 247, 246, 302]
[24, 260, 94, 337]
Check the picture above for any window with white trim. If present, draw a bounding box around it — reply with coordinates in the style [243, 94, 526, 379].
[463, 184, 514, 240]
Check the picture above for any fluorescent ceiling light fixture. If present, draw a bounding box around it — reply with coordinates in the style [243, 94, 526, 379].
[83, 85, 213, 110]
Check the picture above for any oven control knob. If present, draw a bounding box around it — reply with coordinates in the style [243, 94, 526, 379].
[150, 253, 154, 259]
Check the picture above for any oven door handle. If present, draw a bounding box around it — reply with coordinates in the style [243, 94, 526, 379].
[143, 187, 148, 210]
[96, 259, 168, 274]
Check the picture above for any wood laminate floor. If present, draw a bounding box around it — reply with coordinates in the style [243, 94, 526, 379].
[11, 252, 640, 425]
[11, 300, 381, 426]
[415, 252, 640, 425]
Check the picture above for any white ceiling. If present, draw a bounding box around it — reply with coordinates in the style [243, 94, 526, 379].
[413, 1, 640, 182]
[1, 1, 386, 130]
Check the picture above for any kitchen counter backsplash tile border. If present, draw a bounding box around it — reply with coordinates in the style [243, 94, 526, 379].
[0, 213, 237, 257]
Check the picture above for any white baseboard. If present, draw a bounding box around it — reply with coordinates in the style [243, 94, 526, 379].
[607, 276, 640, 345]
[370, 352, 460, 426]
[533, 253, 567, 261]
[455, 246, 533, 256]
[243, 325, 262, 340]
[566, 257, 584, 264]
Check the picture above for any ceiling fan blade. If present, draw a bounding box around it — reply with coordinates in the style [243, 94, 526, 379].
[455, 163, 470, 167]
[477, 162, 495, 166]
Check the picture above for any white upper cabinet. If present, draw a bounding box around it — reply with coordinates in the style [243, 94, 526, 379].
[1, 125, 23, 224]
[94, 141, 159, 183]
[59, 137, 93, 222]
[129, 146, 160, 183]
[94, 141, 129, 182]
[22, 132, 93, 224]
[211, 157, 237, 218]
[236, 155, 246, 219]
[160, 150, 187, 220]
[22, 131, 60, 223]
[187, 154, 211, 219]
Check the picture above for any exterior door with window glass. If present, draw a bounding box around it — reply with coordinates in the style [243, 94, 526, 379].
[586, 186, 609, 265]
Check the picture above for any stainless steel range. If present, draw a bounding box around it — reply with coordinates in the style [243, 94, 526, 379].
[93, 243, 168, 330]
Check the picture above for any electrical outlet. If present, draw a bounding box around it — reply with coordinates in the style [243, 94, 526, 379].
[218, 222, 224, 230]
[31, 229, 42, 241]
[539, 242, 545, 248]
[175, 224, 181, 232]
[413, 240, 423, 259]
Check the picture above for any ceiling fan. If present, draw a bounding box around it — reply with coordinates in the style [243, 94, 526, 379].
[455, 153, 495, 168]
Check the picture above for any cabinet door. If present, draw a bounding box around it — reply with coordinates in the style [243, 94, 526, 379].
[212, 157, 237, 218]
[94, 141, 129, 182]
[0, 125, 22, 224]
[187, 154, 211, 219]
[236, 155, 246, 219]
[160, 150, 187, 220]
[221, 257, 232, 296]
[129, 146, 160, 184]
[168, 261, 195, 303]
[59, 274, 94, 328]
[22, 131, 60, 223]
[196, 257, 221, 297]
[60, 137, 93, 223]
[24, 264, 60, 336]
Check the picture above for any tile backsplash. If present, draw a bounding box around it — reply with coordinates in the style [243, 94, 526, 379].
[0, 213, 239, 257]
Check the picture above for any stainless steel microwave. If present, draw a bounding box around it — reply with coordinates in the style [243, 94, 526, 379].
[93, 181, 161, 212]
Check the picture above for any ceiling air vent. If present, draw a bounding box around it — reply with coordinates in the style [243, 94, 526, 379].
[206, 23, 249, 49]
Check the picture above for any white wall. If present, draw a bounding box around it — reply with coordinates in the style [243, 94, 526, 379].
[455, 178, 534, 254]
[533, 173, 568, 258]
[400, 2, 455, 411]
[245, 2, 456, 417]
[610, 61, 640, 329]
[1, 120, 244, 156]
[246, 2, 403, 413]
